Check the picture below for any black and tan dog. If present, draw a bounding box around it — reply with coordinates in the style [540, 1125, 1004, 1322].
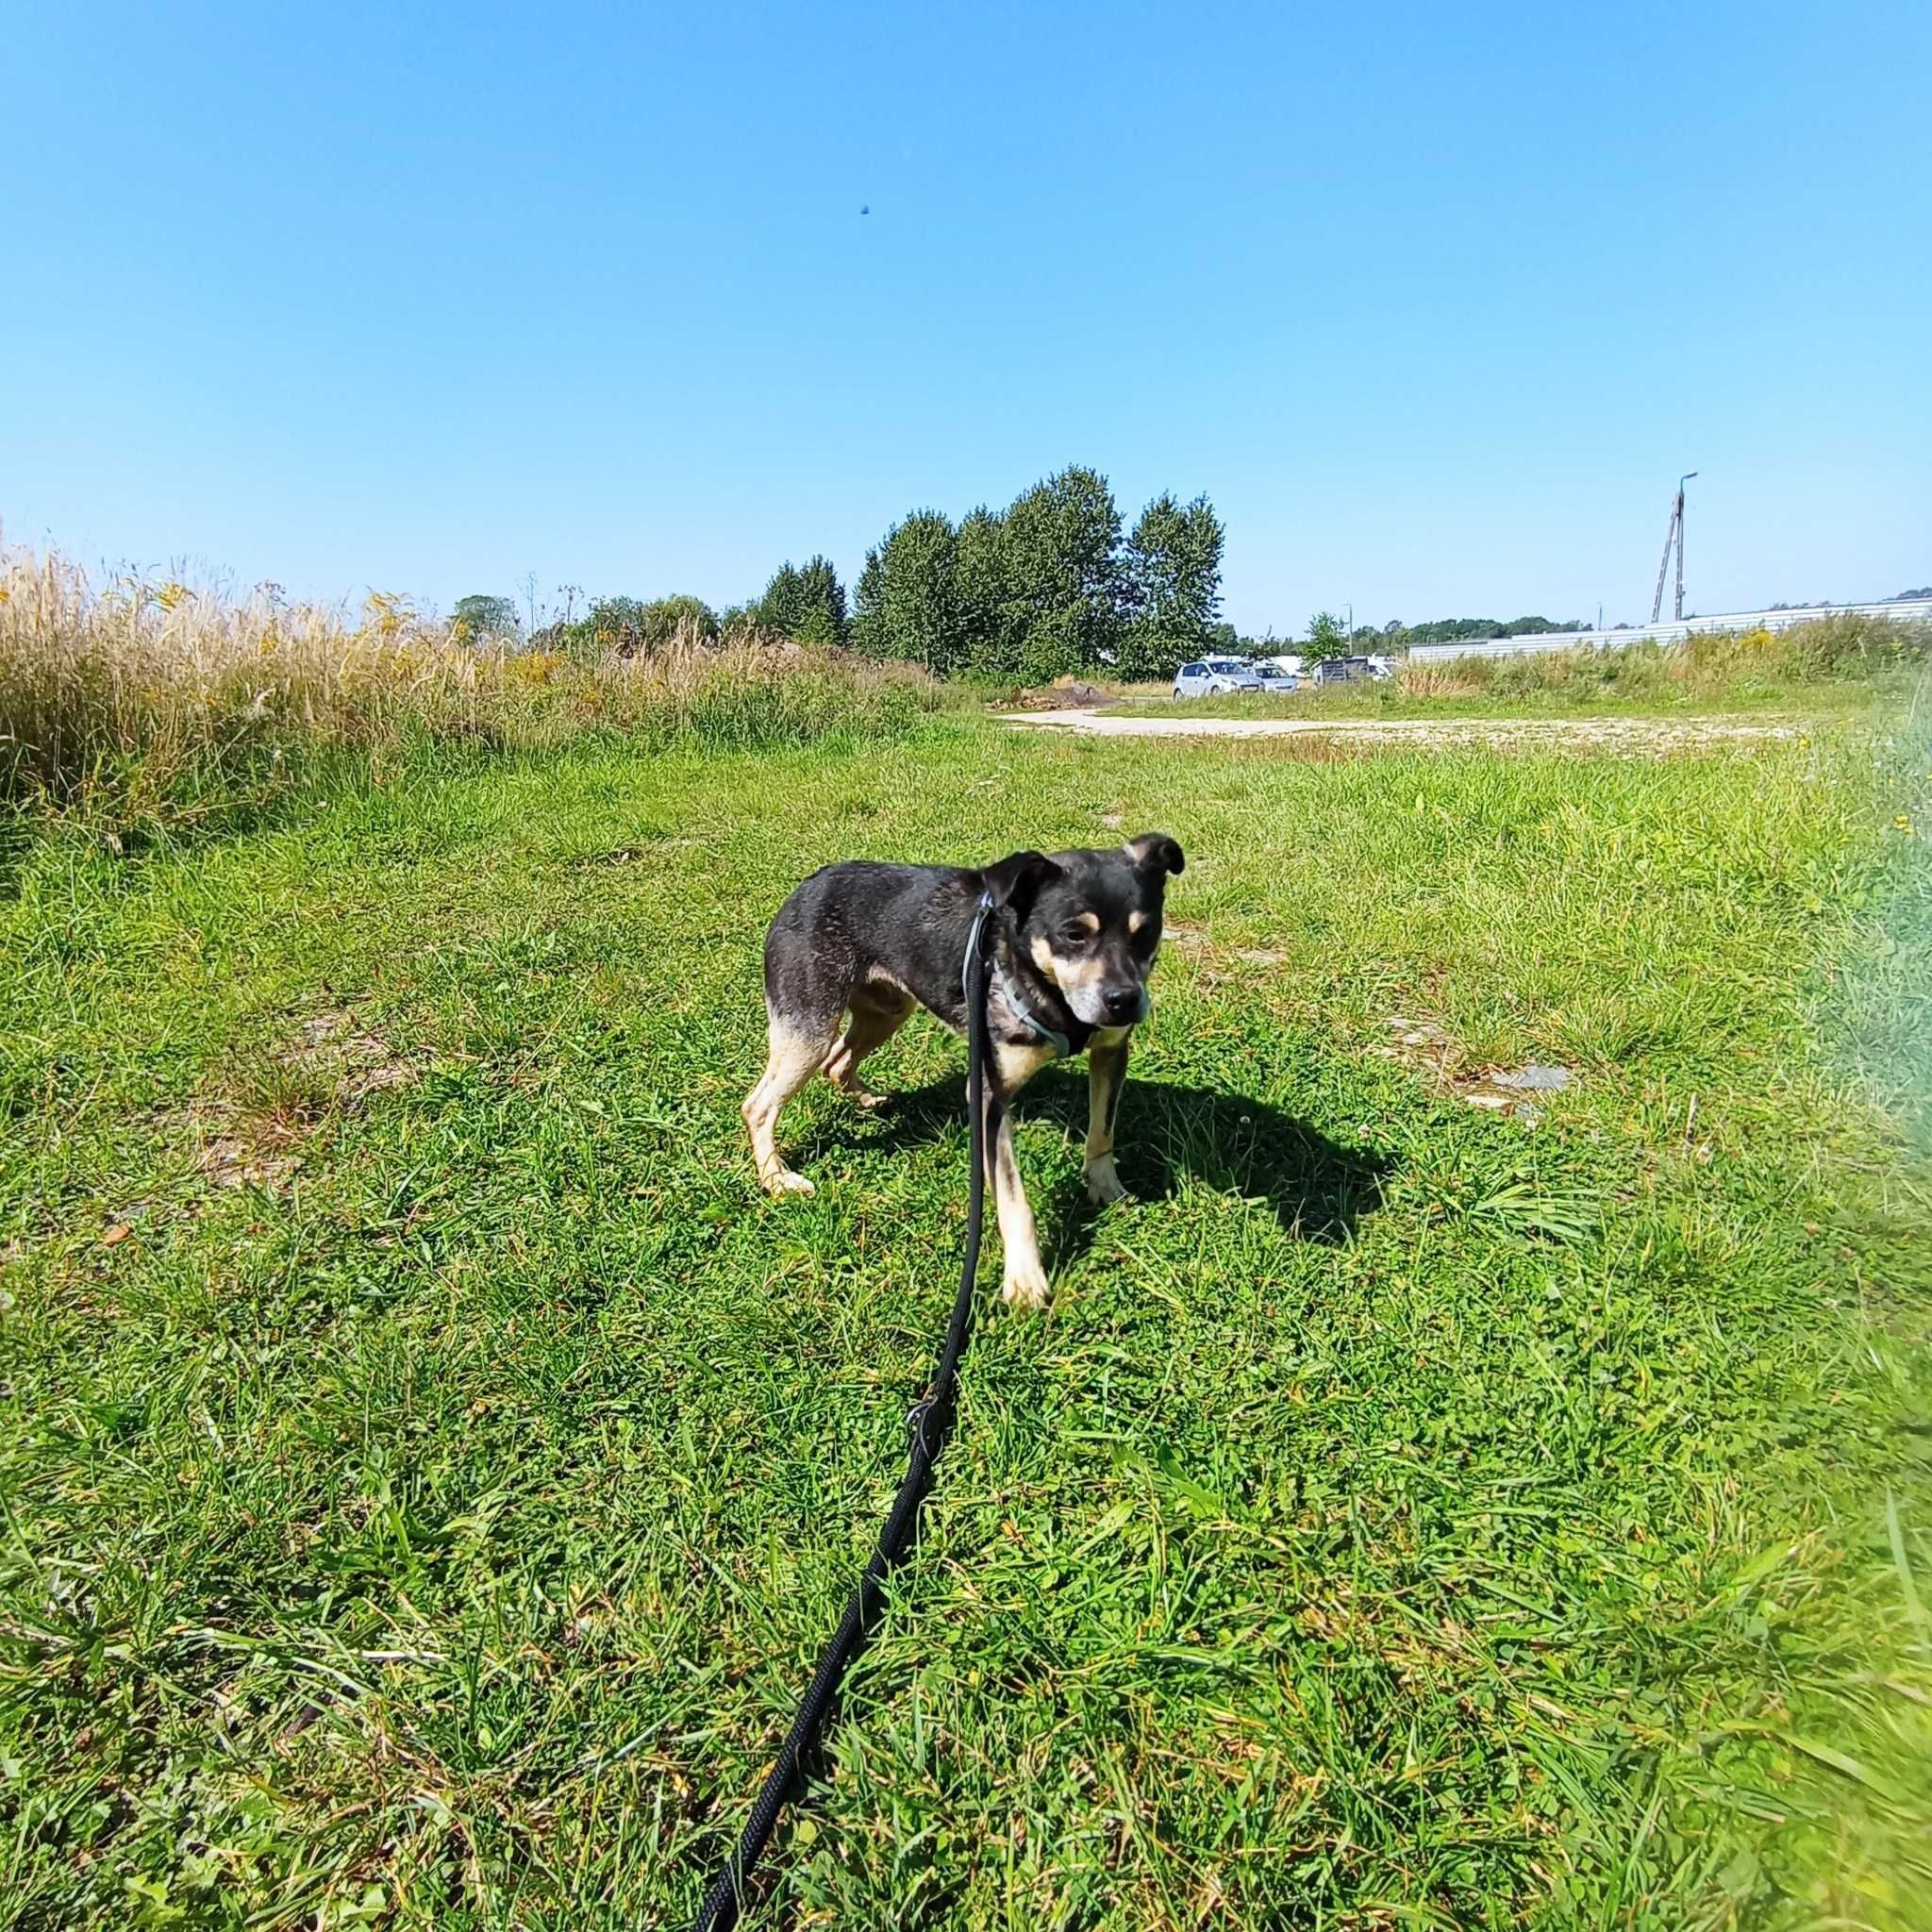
[744, 833, 1184, 1308]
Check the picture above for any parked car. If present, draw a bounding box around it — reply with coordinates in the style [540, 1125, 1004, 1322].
[1255, 653, 1305, 679]
[1172, 656, 1263, 698]
[1250, 659, 1299, 692]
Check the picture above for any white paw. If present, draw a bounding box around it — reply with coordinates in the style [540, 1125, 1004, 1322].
[761, 1168, 816, 1197]
[1083, 1156, 1129, 1206]
[1001, 1260, 1051, 1311]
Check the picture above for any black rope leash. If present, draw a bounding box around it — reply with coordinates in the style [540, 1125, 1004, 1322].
[691, 892, 998, 1931]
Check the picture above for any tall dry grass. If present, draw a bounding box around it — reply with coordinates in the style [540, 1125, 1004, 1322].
[1399, 612, 1931, 704]
[0, 544, 944, 825]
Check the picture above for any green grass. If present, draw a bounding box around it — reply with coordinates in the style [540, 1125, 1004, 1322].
[3, 716, 1929, 1928]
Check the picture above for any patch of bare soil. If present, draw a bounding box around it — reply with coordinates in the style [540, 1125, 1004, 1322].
[197, 1125, 307, 1192]
[1003, 710, 1801, 755]
[989, 677, 1113, 712]
[1375, 1015, 1574, 1123]
[188, 1008, 418, 1191]
[288, 1008, 418, 1101]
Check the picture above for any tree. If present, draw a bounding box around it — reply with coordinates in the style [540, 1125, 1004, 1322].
[1119, 491, 1225, 680]
[758, 563, 805, 634]
[1307, 610, 1347, 653]
[998, 466, 1125, 678]
[853, 465, 1231, 683]
[452, 594, 521, 645]
[1500, 615, 1585, 637]
[1403, 617, 1498, 643]
[850, 547, 888, 658]
[758, 555, 849, 644]
[953, 508, 1013, 675]
[853, 511, 963, 674]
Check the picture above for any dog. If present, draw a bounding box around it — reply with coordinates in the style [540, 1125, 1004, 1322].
[743, 833, 1185, 1308]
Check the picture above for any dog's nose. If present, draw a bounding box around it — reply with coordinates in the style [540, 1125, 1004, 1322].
[1101, 984, 1142, 1022]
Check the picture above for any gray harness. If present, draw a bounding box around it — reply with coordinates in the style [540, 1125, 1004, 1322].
[991, 955, 1072, 1059]
[961, 891, 1072, 1060]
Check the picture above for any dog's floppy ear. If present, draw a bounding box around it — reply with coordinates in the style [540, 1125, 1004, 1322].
[981, 848, 1063, 922]
[1125, 832, 1185, 877]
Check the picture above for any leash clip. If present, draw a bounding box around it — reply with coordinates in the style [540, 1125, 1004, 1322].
[905, 1392, 938, 1456]
[960, 890, 994, 1000]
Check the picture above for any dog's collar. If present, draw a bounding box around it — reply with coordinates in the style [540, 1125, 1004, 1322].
[991, 954, 1073, 1059]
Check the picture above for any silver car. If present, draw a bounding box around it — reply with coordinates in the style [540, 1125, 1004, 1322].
[1172, 656, 1263, 699]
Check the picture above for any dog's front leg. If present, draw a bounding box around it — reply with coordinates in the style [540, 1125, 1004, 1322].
[987, 1041, 1053, 1309]
[1083, 1026, 1133, 1205]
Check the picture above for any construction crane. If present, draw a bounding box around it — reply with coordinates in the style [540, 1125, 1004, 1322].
[1650, 472, 1699, 623]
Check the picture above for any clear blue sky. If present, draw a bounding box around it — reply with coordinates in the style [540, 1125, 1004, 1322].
[5, 0, 1927, 635]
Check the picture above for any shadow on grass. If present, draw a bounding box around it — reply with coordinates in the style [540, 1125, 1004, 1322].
[0, 810, 36, 901]
[0, 736, 509, 904]
[803, 1066, 1391, 1267]
[0, 776, 331, 904]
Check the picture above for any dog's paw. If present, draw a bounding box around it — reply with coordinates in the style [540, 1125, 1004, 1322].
[1001, 1260, 1051, 1311]
[761, 1168, 816, 1198]
[1083, 1155, 1129, 1206]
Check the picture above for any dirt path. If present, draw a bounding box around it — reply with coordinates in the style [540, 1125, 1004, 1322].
[1001, 709, 1803, 753]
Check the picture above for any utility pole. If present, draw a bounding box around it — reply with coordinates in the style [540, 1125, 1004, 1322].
[1649, 473, 1698, 624]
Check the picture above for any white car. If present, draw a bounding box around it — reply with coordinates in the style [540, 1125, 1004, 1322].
[1251, 660, 1299, 693]
[1172, 656, 1262, 698]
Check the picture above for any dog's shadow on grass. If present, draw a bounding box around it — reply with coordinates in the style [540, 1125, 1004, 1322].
[805, 1067, 1392, 1262]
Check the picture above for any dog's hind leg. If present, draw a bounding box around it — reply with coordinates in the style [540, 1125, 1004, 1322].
[823, 986, 914, 1108]
[744, 1011, 837, 1196]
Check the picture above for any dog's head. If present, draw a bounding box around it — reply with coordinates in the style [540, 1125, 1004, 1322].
[982, 832, 1185, 1027]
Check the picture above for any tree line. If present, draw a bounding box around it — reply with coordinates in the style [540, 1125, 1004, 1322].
[454, 465, 1224, 682]
[453, 469, 1609, 675]
[1389, 614, 1585, 644]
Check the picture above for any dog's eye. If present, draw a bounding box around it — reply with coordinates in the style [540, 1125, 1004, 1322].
[1058, 924, 1091, 948]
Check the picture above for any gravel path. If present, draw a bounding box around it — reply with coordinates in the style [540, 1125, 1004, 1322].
[1000, 709, 1803, 752]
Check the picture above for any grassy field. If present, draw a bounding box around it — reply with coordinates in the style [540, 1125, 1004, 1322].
[3, 712, 1930, 1928]
[1104, 615, 1932, 725]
